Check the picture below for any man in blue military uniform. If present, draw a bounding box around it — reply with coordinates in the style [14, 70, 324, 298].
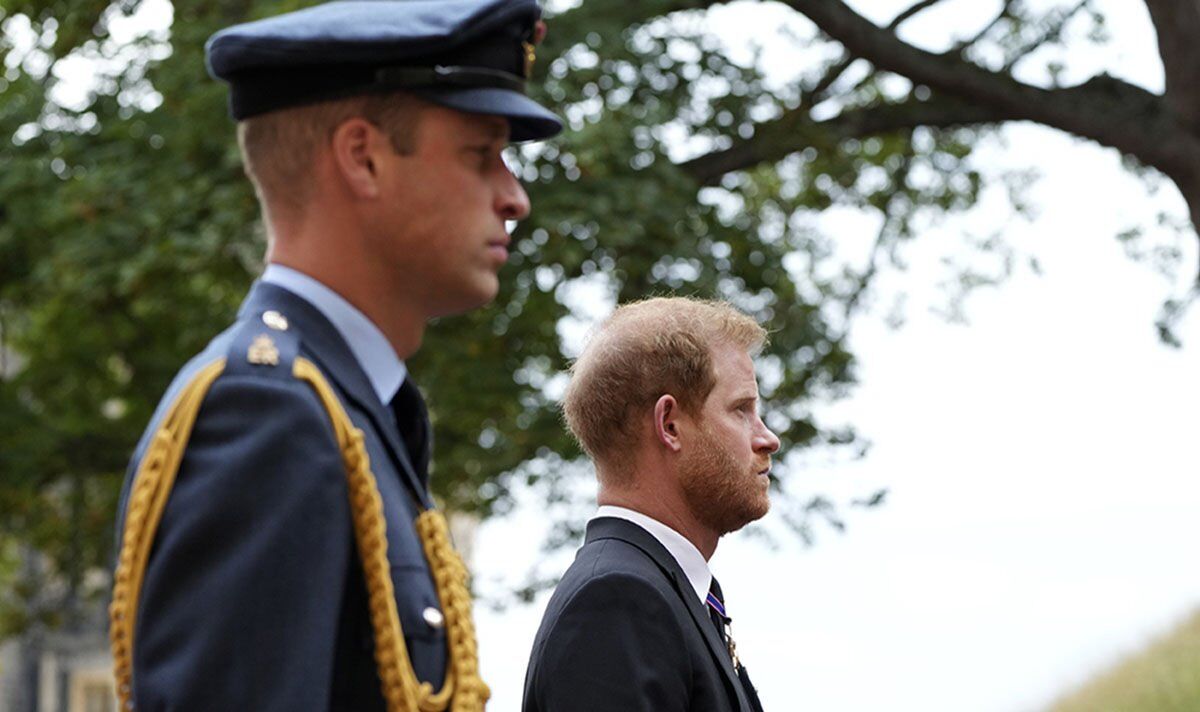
[109, 1, 561, 709]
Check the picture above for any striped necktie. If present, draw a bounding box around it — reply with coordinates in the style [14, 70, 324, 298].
[706, 578, 737, 664]
[706, 577, 766, 712]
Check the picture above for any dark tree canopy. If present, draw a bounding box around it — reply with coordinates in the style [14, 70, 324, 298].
[0, 0, 1189, 628]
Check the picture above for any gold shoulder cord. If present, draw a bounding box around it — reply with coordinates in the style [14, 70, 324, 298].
[109, 357, 490, 711]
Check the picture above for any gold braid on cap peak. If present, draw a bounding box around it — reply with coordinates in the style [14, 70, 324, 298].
[109, 357, 490, 712]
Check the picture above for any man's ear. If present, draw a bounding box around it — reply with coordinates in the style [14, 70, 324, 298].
[330, 118, 384, 200]
[653, 395, 684, 453]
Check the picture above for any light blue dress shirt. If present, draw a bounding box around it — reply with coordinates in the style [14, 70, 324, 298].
[261, 264, 406, 406]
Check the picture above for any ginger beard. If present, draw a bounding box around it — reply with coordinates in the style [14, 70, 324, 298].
[678, 421, 771, 536]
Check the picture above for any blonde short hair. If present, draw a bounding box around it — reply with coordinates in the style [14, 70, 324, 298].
[237, 92, 424, 217]
[562, 297, 767, 476]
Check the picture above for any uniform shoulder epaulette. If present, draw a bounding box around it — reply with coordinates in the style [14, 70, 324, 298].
[221, 309, 302, 381]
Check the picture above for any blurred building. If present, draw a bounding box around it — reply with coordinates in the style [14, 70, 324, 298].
[0, 630, 115, 712]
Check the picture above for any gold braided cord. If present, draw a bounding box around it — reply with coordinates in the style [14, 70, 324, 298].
[294, 358, 489, 712]
[416, 511, 490, 710]
[107, 355, 488, 712]
[110, 358, 227, 710]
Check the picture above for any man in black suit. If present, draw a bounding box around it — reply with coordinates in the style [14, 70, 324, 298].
[523, 297, 781, 712]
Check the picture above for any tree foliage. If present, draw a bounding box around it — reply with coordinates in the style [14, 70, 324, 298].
[0, 0, 1190, 626]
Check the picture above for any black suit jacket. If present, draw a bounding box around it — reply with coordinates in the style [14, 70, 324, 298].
[522, 517, 757, 712]
[115, 282, 445, 711]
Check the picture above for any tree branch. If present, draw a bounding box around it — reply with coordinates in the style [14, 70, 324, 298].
[843, 148, 915, 325]
[805, 0, 950, 108]
[540, 0, 723, 61]
[779, 0, 1200, 191]
[888, 0, 947, 29]
[679, 95, 1017, 185]
[1000, 0, 1091, 73]
[803, 55, 858, 107]
[952, 0, 1017, 52]
[1143, 0, 1200, 135]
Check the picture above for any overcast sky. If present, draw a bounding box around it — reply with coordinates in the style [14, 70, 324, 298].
[474, 1, 1200, 710]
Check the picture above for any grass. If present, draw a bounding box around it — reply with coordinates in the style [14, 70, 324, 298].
[1047, 609, 1200, 712]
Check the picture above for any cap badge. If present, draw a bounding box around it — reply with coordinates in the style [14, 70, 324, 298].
[524, 20, 548, 78]
[523, 41, 537, 78]
[247, 334, 280, 366]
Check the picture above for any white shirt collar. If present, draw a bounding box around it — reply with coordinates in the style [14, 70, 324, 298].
[593, 505, 712, 603]
[261, 264, 406, 405]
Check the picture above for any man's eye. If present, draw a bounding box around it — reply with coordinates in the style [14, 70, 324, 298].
[474, 147, 504, 169]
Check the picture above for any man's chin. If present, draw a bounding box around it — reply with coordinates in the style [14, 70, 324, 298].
[743, 497, 771, 526]
[712, 495, 770, 536]
[430, 276, 500, 317]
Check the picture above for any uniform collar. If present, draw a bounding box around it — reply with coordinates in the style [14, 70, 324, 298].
[261, 264, 406, 405]
[593, 505, 712, 603]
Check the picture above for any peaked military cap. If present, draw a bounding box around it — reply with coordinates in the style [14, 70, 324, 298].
[206, 0, 562, 141]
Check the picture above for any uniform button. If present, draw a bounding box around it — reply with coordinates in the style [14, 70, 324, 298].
[262, 310, 289, 331]
[422, 607, 445, 629]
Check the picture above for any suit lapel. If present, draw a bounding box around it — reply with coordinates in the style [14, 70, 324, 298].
[238, 281, 433, 509]
[586, 517, 753, 712]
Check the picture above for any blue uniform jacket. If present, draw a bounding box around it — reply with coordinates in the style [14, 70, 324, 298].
[115, 281, 446, 711]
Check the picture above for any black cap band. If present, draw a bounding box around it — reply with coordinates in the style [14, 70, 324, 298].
[374, 65, 526, 94]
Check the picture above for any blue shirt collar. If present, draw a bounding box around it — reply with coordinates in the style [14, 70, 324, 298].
[261, 264, 406, 405]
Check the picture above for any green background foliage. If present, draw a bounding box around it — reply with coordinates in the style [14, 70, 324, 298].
[0, 0, 1073, 630]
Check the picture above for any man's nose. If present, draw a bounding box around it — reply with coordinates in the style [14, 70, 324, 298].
[496, 166, 531, 222]
[756, 419, 781, 454]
